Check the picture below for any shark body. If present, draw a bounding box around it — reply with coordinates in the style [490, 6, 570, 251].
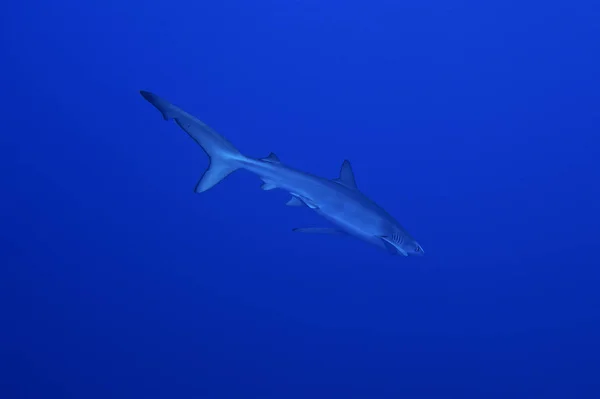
[140, 91, 424, 257]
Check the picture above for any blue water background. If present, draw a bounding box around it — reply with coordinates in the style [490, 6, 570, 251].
[1, 1, 599, 397]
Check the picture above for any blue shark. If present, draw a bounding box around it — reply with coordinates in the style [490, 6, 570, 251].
[140, 91, 424, 257]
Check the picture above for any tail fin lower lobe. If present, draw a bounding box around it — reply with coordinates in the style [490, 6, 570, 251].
[140, 90, 243, 192]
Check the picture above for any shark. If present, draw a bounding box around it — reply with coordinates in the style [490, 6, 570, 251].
[140, 91, 424, 257]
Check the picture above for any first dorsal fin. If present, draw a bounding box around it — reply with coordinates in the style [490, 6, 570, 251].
[261, 152, 281, 163]
[333, 160, 357, 189]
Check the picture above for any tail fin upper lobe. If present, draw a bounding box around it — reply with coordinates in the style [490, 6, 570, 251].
[140, 91, 243, 192]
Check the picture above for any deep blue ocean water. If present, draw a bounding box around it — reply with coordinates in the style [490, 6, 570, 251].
[1, 1, 599, 397]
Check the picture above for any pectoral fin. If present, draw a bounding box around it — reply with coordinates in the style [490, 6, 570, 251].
[380, 236, 408, 256]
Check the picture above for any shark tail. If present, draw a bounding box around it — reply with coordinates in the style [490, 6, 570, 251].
[140, 90, 244, 193]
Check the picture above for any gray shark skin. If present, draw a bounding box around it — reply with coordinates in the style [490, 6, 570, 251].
[140, 90, 424, 257]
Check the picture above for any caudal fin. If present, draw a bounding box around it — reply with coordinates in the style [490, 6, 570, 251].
[140, 90, 243, 192]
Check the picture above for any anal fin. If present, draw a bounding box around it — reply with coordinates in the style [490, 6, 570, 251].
[261, 181, 277, 190]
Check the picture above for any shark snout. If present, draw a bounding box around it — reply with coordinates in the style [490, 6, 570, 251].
[408, 242, 425, 256]
[415, 244, 425, 255]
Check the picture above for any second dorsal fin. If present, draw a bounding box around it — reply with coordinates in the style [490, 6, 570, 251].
[261, 152, 281, 163]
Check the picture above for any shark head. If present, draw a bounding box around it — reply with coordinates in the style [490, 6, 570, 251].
[379, 229, 425, 257]
[403, 239, 425, 256]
